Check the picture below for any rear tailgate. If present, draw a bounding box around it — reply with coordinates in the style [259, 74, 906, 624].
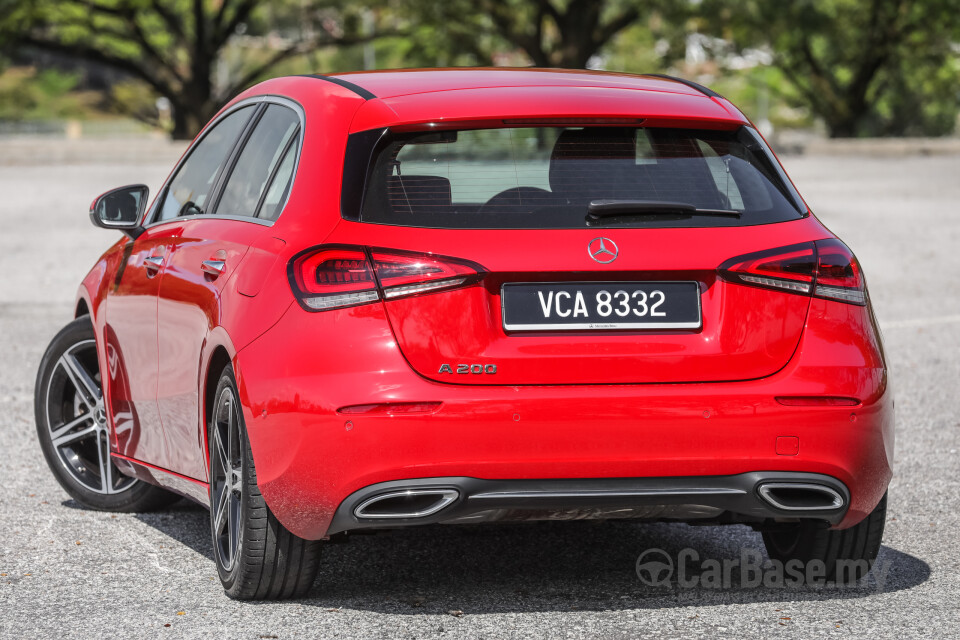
[322, 222, 822, 385]
[326, 120, 822, 385]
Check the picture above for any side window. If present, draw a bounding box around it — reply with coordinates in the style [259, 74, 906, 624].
[258, 143, 296, 221]
[157, 106, 253, 221]
[216, 104, 300, 218]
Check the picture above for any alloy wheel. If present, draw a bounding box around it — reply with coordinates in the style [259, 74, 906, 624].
[210, 386, 244, 572]
[43, 339, 135, 495]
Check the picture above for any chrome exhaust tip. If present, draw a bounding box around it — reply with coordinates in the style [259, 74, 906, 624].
[354, 489, 459, 519]
[757, 483, 845, 511]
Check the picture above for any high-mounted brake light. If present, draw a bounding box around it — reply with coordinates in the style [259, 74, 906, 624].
[501, 118, 646, 126]
[288, 245, 485, 311]
[718, 239, 866, 306]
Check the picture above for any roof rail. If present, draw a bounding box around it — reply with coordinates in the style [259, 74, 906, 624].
[643, 74, 723, 99]
[300, 74, 377, 100]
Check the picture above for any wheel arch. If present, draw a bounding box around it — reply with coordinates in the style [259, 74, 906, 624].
[199, 327, 242, 480]
[204, 346, 234, 427]
[76, 238, 129, 326]
[75, 284, 96, 325]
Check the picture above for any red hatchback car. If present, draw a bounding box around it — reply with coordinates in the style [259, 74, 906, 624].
[35, 69, 893, 599]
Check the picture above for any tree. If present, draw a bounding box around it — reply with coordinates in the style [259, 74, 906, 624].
[0, 0, 30, 55]
[396, 0, 675, 69]
[705, 0, 960, 137]
[16, 0, 382, 139]
[481, 0, 641, 68]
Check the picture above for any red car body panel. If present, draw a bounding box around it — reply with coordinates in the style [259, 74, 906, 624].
[348, 86, 745, 132]
[72, 69, 892, 541]
[234, 294, 891, 539]
[103, 226, 179, 465]
[330, 68, 711, 97]
[156, 218, 263, 479]
[321, 218, 831, 385]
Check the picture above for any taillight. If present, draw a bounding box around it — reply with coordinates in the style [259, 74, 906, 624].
[370, 250, 481, 299]
[289, 245, 485, 311]
[718, 239, 866, 306]
[290, 248, 379, 310]
[719, 242, 817, 294]
[812, 239, 867, 305]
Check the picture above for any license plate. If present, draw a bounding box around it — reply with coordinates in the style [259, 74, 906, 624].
[501, 281, 701, 331]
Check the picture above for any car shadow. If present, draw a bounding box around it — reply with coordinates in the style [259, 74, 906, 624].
[63, 497, 215, 562]
[122, 501, 931, 613]
[133, 499, 215, 562]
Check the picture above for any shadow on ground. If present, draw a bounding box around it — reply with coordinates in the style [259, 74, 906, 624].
[119, 499, 931, 614]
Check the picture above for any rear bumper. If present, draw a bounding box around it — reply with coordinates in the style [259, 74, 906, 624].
[327, 472, 851, 536]
[234, 297, 894, 540]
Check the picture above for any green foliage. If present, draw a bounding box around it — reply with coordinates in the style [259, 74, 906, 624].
[0, 66, 87, 120]
[868, 56, 960, 137]
[704, 0, 960, 137]
[1, 0, 958, 138]
[704, 67, 817, 132]
[0, 0, 32, 50]
[7, 0, 377, 138]
[109, 78, 162, 124]
[597, 19, 682, 74]
[392, 0, 668, 69]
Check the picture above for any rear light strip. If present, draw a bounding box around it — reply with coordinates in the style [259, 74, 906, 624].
[289, 245, 485, 312]
[302, 290, 379, 311]
[739, 274, 811, 294]
[382, 277, 469, 299]
[719, 239, 867, 306]
[814, 285, 865, 305]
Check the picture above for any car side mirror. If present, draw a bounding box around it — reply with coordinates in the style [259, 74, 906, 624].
[89, 185, 148, 239]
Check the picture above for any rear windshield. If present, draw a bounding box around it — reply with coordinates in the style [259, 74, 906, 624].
[355, 126, 806, 229]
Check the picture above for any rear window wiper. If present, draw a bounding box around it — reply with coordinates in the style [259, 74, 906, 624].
[586, 200, 742, 221]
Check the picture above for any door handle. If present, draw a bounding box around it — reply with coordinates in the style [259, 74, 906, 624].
[201, 260, 226, 277]
[143, 256, 164, 271]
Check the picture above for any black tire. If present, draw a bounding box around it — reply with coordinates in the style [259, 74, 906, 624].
[35, 315, 178, 512]
[209, 365, 322, 600]
[762, 492, 887, 582]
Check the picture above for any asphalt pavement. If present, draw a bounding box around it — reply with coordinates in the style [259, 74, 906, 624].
[0, 147, 958, 639]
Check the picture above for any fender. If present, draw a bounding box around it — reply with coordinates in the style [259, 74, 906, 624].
[76, 237, 131, 451]
[196, 325, 241, 484]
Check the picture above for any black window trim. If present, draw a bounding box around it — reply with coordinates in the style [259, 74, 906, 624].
[642, 73, 724, 99]
[340, 127, 389, 222]
[143, 94, 306, 230]
[299, 74, 377, 100]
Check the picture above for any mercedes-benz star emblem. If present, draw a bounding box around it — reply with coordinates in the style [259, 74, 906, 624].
[588, 237, 619, 264]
